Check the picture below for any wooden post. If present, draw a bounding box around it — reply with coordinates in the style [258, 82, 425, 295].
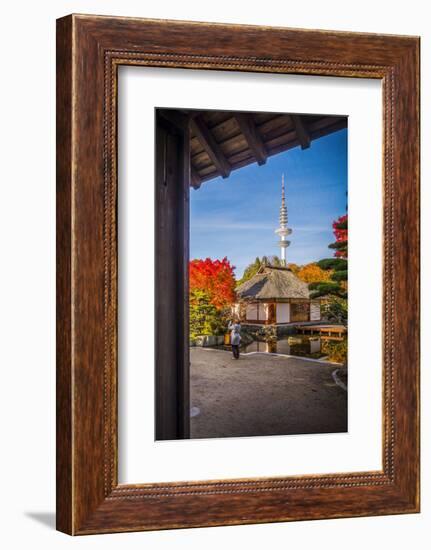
[269, 302, 276, 325]
[155, 111, 190, 440]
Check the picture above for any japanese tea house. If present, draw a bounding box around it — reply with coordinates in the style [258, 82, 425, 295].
[235, 265, 321, 325]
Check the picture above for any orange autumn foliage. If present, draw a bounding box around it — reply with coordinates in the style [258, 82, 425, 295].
[295, 263, 334, 284]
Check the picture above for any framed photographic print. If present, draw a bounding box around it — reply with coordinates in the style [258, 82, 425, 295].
[56, 14, 420, 534]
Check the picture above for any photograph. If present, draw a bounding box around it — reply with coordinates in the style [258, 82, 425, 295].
[157, 108, 348, 439]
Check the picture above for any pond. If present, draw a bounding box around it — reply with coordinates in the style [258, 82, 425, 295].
[213, 334, 347, 363]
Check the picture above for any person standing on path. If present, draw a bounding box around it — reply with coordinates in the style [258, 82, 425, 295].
[228, 318, 241, 359]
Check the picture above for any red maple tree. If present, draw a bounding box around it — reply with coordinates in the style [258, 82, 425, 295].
[189, 257, 236, 309]
[331, 214, 348, 258]
[333, 214, 348, 242]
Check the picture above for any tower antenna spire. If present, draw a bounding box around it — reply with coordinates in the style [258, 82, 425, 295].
[275, 173, 292, 266]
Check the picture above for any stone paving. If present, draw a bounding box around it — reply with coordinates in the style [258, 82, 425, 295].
[190, 347, 347, 439]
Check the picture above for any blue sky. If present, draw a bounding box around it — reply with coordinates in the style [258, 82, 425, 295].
[190, 128, 347, 278]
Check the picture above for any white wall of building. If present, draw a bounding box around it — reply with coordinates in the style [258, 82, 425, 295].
[276, 303, 290, 323]
[245, 303, 270, 321]
[310, 338, 322, 354]
[232, 303, 241, 318]
[246, 304, 258, 320]
[261, 303, 270, 321]
[310, 301, 321, 321]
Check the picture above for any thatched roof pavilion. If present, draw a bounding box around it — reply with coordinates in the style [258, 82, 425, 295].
[236, 266, 310, 301]
[234, 266, 321, 325]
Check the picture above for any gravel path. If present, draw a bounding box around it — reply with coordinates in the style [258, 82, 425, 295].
[190, 348, 347, 439]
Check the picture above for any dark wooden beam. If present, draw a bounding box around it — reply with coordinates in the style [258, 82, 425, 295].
[190, 115, 231, 178]
[157, 109, 190, 131]
[309, 119, 348, 142]
[180, 109, 203, 120]
[308, 116, 348, 133]
[235, 113, 267, 165]
[291, 115, 311, 149]
[190, 167, 201, 189]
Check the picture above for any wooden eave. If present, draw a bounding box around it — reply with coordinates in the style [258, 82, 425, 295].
[174, 109, 347, 188]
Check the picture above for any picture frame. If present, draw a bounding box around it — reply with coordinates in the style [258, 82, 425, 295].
[56, 14, 420, 535]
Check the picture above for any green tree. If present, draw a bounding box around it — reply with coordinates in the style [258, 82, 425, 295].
[308, 216, 348, 300]
[269, 255, 282, 267]
[237, 258, 261, 286]
[321, 296, 348, 325]
[238, 255, 282, 286]
[189, 289, 229, 340]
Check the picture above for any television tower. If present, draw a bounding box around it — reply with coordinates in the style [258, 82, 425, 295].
[275, 174, 292, 266]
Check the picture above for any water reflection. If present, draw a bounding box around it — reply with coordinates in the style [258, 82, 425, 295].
[242, 335, 324, 358]
[214, 334, 347, 363]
